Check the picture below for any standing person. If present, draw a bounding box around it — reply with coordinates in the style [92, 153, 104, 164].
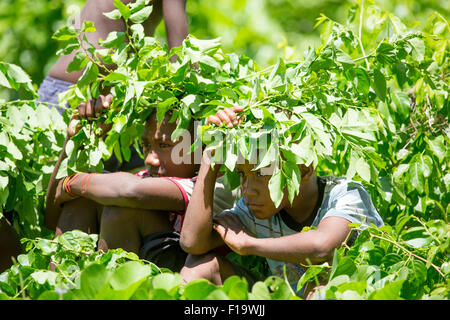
[179, 106, 384, 297]
[37, 0, 188, 172]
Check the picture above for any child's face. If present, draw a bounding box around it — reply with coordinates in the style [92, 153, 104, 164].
[237, 163, 289, 219]
[141, 112, 198, 178]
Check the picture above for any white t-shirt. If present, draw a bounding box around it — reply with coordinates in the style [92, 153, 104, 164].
[225, 175, 384, 294]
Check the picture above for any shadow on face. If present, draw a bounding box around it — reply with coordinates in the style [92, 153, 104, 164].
[236, 160, 315, 220]
[141, 112, 199, 178]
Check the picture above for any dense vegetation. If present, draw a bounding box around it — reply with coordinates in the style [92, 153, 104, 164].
[0, 0, 448, 300]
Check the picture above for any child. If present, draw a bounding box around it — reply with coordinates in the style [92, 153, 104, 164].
[46, 106, 238, 272]
[179, 107, 384, 297]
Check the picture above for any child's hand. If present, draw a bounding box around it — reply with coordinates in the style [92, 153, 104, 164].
[77, 94, 113, 120]
[207, 105, 244, 128]
[213, 212, 254, 256]
[67, 94, 113, 137]
[54, 177, 77, 206]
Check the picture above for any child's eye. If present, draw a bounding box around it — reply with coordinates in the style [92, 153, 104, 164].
[160, 143, 171, 148]
[142, 142, 151, 150]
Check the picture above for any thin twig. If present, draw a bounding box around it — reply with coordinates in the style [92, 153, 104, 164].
[370, 233, 445, 278]
[358, 0, 370, 69]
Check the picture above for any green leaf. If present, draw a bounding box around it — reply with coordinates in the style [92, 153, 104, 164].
[7, 141, 23, 160]
[182, 279, 219, 300]
[352, 68, 370, 94]
[77, 264, 112, 300]
[376, 42, 397, 65]
[103, 9, 122, 20]
[181, 94, 201, 114]
[330, 254, 356, 279]
[290, 135, 316, 166]
[373, 69, 386, 101]
[99, 31, 126, 48]
[254, 136, 277, 170]
[113, 0, 131, 21]
[31, 270, 58, 286]
[150, 273, 182, 293]
[369, 280, 405, 300]
[5, 63, 31, 83]
[81, 21, 96, 33]
[409, 159, 425, 193]
[0, 69, 11, 88]
[409, 38, 425, 62]
[391, 91, 410, 120]
[222, 276, 249, 300]
[77, 62, 99, 88]
[66, 52, 89, 73]
[297, 264, 326, 292]
[107, 261, 151, 298]
[268, 167, 285, 209]
[0, 131, 10, 147]
[356, 156, 371, 182]
[89, 148, 103, 167]
[130, 5, 153, 24]
[425, 136, 446, 162]
[0, 175, 8, 190]
[38, 291, 60, 300]
[404, 237, 432, 248]
[103, 71, 128, 82]
[52, 25, 79, 41]
[249, 281, 271, 300]
[156, 97, 178, 124]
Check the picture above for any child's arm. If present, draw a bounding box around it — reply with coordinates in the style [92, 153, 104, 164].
[179, 150, 226, 255]
[162, 0, 188, 61]
[213, 215, 352, 265]
[45, 133, 73, 229]
[45, 97, 112, 229]
[178, 105, 246, 254]
[56, 172, 186, 212]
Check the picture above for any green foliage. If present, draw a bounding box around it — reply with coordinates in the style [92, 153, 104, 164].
[56, 0, 448, 221]
[0, 0, 84, 101]
[299, 221, 449, 300]
[0, 62, 66, 238]
[0, 230, 298, 300]
[3, 0, 447, 102]
[0, 0, 448, 300]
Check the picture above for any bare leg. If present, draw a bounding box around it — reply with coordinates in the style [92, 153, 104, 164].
[180, 252, 236, 285]
[98, 206, 173, 254]
[0, 216, 22, 273]
[55, 197, 103, 237]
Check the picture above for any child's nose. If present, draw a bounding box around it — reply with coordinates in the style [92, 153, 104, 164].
[145, 151, 160, 167]
[244, 181, 259, 200]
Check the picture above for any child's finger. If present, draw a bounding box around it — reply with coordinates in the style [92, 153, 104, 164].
[77, 102, 86, 119]
[85, 98, 95, 120]
[231, 104, 244, 113]
[104, 94, 113, 108]
[223, 108, 239, 126]
[207, 115, 222, 126]
[216, 110, 233, 127]
[94, 96, 104, 118]
[212, 223, 226, 238]
[68, 116, 80, 137]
